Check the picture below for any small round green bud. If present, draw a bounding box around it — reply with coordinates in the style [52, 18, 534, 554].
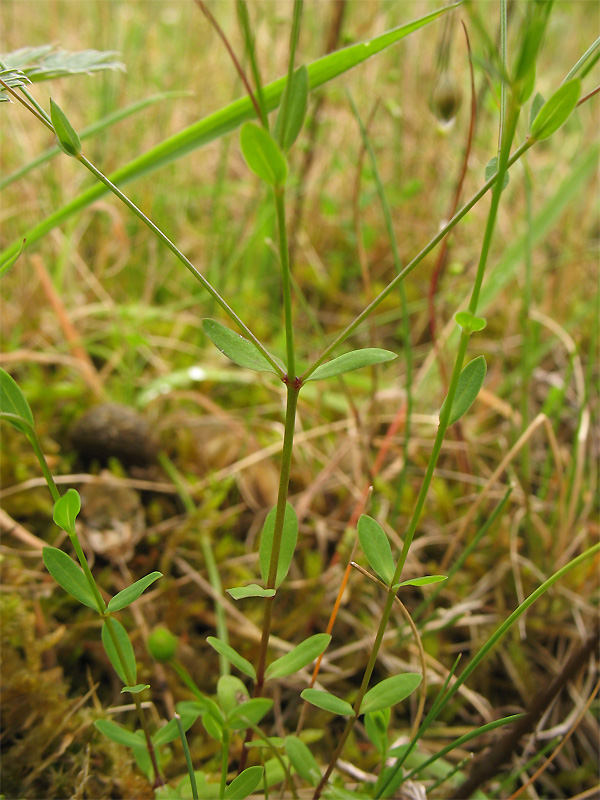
[431, 74, 462, 124]
[148, 626, 178, 662]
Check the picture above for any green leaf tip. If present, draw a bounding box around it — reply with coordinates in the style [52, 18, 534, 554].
[50, 98, 81, 156]
[530, 79, 581, 141]
[307, 348, 396, 381]
[53, 488, 81, 535]
[274, 65, 309, 151]
[240, 121, 288, 186]
[202, 318, 280, 374]
[0, 367, 34, 434]
[357, 515, 395, 586]
[441, 355, 487, 426]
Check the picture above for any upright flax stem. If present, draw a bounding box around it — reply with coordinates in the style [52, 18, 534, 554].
[255, 383, 300, 691]
[274, 186, 296, 377]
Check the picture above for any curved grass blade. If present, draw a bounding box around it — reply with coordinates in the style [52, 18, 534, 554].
[1, 3, 459, 264]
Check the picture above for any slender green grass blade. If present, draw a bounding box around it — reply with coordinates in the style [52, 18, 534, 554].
[1, 2, 458, 264]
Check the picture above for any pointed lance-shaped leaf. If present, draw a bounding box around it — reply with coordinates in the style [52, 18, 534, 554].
[284, 736, 322, 786]
[441, 355, 487, 426]
[530, 79, 581, 141]
[102, 618, 137, 685]
[42, 546, 98, 610]
[94, 719, 144, 749]
[107, 571, 162, 612]
[0, 367, 35, 434]
[259, 503, 298, 588]
[240, 122, 288, 186]
[300, 688, 355, 717]
[50, 98, 81, 156]
[224, 766, 264, 800]
[203, 319, 280, 373]
[265, 633, 331, 680]
[307, 348, 397, 381]
[207, 636, 256, 681]
[357, 515, 395, 586]
[360, 673, 422, 714]
[274, 65, 309, 151]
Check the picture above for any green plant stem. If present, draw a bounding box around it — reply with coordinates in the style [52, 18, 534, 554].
[102, 614, 164, 785]
[314, 86, 521, 800]
[274, 187, 296, 377]
[301, 138, 532, 382]
[74, 152, 284, 377]
[176, 713, 199, 800]
[255, 384, 300, 690]
[220, 729, 230, 799]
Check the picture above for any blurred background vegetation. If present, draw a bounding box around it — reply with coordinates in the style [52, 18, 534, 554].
[1, 1, 598, 798]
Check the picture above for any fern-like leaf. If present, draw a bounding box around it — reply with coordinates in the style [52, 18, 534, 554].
[1, 46, 125, 82]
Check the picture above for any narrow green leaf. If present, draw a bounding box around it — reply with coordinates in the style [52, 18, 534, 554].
[202, 318, 279, 373]
[49, 98, 81, 156]
[227, 584, 276, 600]
[265, 633, 331, 680]
[357, 515, 395, 586]
[364, 709, 390, 754]
[441, 355, 487, 426]
[259, 503, 298, 588]
[121, 684, 150, 694]
[152, 705, 201, 746]
[361, 673, 422, 714]
[94, 719, 143, 749]
[102, 618, 137, 685]
[224, 766, 264, 800]
[307, 348, 396, 382]
[53, 488, 81, 536]
[1, 4, 457, 264]
[394, 575, 447, 589]
[42, 546, 97, 610]
[228, 698, 274, 730]
[0, 368, 34, 433]
[529, 91, 545, 127]
[454, 311, 487, 333]
[207, 636, 256, 680]
[484, 157, 509, 190]
[300, 688, 355, 718]
[0, 237, 24, 279]
[284, 736, 321, 786]
[274, 65, 309, 151]
[106, 571, 162, 612]
[530, 79, 581, 141]
[240, 122, 288, 186]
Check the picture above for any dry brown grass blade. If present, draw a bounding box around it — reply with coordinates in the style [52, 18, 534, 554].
[30, 252, 105, 399]
[440, 412, 564, 572]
